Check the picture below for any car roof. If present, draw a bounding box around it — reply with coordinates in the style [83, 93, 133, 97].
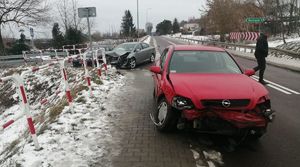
[173, 45, 225, 52]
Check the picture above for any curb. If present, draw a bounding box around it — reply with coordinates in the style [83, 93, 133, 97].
[226, 49, 300, 73]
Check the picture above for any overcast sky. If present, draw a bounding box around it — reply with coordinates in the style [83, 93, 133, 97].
[3, 0, 206, 38]
[77, 0, 206, 33]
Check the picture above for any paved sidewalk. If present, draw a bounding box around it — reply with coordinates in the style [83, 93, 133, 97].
[110, 68, 195, 167]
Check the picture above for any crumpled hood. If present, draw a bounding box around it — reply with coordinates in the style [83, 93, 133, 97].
[106, 50, 131, 57]
[169, 73, 268, 108]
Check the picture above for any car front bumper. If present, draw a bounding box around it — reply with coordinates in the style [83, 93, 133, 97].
[182, 108, 275, 128]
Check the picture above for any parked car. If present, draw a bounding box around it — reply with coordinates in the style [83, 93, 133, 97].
[72, 50, 105, 67]
[150, 45, 275, 139]
[106, 42, 156, 69]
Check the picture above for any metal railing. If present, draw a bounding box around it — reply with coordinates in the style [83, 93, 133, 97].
[175, 37, 300, 59]
[0, 36, 149, 62]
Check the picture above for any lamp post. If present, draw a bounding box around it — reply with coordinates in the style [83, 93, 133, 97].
[137, 0, 139, 38]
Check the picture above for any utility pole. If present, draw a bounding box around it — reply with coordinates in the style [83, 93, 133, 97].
[137, 0, 140, 38]
[87, 14, 92, 50]
[78, 7, 96, 50]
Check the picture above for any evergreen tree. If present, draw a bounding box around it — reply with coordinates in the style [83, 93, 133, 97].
[65, 27, 84, 45]
[52, 23, 65, 49]
[8, 33, 29, 55]
[156, 20, 172, 35]
[121, 10, 136, 37]
[172, 18, 180, 33]
[19, 33, 26, 44]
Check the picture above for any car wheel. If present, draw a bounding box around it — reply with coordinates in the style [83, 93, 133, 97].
[129, 58, 136, 69]
[154, 97, 178, 132]
[150, 54, 155, 63]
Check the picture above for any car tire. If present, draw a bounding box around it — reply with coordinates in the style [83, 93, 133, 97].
[129, 58, 136, 69]
[150, 54, 155, 63]
[154, 97, 178, 132]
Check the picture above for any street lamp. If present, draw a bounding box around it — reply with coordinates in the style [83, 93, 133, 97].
[137, 0, 139, 38]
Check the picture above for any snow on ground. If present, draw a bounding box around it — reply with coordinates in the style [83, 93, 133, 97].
[0, 64, 125, 167]
[171, 33, 220, 41]
[143, 36, 151, 44]
[266, 35, 300, 47]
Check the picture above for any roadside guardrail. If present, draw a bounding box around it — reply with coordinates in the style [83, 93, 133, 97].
[175, 37, 300, 59]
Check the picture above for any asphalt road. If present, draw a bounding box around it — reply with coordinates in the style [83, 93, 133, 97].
[153, 36, 300, 167]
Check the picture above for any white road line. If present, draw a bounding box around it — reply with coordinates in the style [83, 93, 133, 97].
[167, 40, 176, 45]
[267, 84, 292, 95]
[251, 76, 293, 94]
[252, 75, 300, 94]
[162, 37, 177, 45]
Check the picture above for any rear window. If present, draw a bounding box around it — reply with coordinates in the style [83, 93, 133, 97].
[169, 51, 241, 74]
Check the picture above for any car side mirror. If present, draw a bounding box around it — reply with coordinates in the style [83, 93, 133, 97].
[150, 66, 161, 74]
[244, 69, 255, 76]
[135, 48, 141, 52]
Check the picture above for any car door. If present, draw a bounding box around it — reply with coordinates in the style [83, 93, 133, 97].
[134, 43, 144, 64]
[141, 43, 152, 61]
[154, 48, 169, 97]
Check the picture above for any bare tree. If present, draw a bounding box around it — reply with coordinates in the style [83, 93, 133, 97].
[57, 0, 87, 32]
[203, 0, 263, 41]
[276, 0, 287, 43]
[0, 0, 49, 55]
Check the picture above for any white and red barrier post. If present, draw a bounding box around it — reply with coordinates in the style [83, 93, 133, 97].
[100, 48, 108, 76]
[0, 73, 42, 150]
[23, 51, 28, 65]
[94, 50, 102, 78]
[80, 50, 93, 97]
[58, 60, 74, 112]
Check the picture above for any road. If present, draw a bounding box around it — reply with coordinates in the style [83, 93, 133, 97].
[152, 36, 300, 167]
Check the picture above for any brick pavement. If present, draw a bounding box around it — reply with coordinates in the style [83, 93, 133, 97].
[111, 68, 196, 167]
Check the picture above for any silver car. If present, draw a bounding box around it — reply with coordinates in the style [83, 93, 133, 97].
[106, 42, 156, 69]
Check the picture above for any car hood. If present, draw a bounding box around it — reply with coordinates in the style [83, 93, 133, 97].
[169, 73, 268, 108]
[106, 50, 131, 57]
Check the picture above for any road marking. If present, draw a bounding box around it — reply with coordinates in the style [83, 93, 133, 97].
[252, 75, 300, 94]
[251, 76, 298, 95]
[167, 40, 176, 45]
[162, 37, 177, 45]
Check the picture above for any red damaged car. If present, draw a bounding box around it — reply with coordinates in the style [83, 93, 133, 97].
[150, 45, 275, 139]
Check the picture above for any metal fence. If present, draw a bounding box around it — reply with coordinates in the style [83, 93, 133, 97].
[175, 37, 300, 59]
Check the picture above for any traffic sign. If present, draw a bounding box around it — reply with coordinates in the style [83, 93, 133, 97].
[246, 18, 265, 23]
[78, 7, 96, 18]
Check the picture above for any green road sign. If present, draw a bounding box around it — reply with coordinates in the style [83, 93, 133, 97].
[246, 18, 265, 23]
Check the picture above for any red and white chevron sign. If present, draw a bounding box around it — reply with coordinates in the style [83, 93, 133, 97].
[230, 32, 259, 41]
[242, 32, 259, 41]
[230, 32, 242, 40]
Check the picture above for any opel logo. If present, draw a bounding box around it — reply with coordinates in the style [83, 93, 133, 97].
[222, 100, 231, 108]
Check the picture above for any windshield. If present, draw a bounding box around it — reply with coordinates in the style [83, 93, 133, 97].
[169, 51, 242, 74]
[114, 43, 136, 52]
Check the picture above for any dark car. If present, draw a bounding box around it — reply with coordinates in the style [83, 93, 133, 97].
[72, 52, 101, 67]
[106, 42, 156, 69]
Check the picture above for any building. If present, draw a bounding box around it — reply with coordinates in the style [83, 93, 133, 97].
[183, 23, 200, 32]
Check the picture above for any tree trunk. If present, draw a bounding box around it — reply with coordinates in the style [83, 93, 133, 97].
[0, 26, 6, 56]
[276, 0, 286, 44]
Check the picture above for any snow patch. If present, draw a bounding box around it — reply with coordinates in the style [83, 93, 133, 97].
[0, 65, 125, 166]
